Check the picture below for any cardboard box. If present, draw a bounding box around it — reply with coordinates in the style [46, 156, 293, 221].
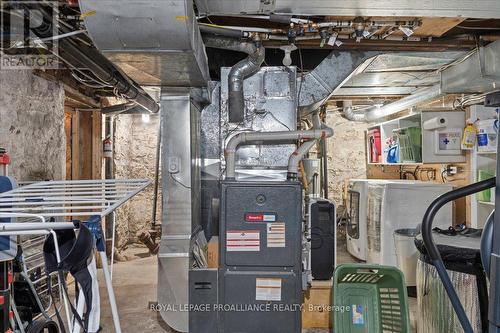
[302, 280, 333, 329]
[207, 236, 219, 268]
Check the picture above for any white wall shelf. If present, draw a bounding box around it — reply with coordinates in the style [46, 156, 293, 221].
[470, 105, 499, 228]
[366, 111, 466, 165]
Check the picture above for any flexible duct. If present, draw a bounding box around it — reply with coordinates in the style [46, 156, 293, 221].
[364, 84, 442, 121]
[225, 126, 333, 179]
[228, 45, 266, 122]
[342, 100, 367, 122]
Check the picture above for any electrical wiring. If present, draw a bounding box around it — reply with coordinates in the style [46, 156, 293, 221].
[71, 73, 110, 89]
[257, 111, 291, 130]
[297, 46, 305, 101]
[47, 48, 114, 89]
[39, 29, 87, 42]
[441, 170, 448, 183]
[71, 69, 112, 88]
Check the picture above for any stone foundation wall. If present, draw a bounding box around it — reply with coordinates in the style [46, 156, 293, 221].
[0, 70, 65, 181]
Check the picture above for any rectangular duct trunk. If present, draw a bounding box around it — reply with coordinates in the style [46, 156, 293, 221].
[158, 90, 202, 333]
[441, 40, 500, 94]
[195, 0, 500, 18]
[79, 0, 209, 86]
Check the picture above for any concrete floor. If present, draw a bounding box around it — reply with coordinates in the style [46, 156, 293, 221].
[97, 246, 330, 333]
[97, 232, 416, 332]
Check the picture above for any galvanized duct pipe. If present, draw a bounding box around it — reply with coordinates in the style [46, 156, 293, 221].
[203, 35, 257, 54]
[364, 84, 442, 121]
[342, 100, 367, 122]
[228, 45, 266, 122]
[225, 127, 333, 179]
[199, 24, 248, 39]
[298, 51, 380, 116]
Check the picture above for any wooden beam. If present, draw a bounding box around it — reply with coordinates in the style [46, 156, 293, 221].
[411, 17, 466, 37]
[71, 110, 80, 180]
[64, 109, 73, 180]
[92, 110, 103, 179]
[79, 112, 93, 180]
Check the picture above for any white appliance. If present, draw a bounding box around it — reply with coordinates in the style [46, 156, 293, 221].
[346, 179, 453, 264]
[366, 181, 453, 272]
[346, 179, 397, 261]
[346, 179, 370, 261]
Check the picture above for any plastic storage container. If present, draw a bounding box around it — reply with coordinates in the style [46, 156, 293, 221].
[477, 118, 498, 153]
[333, 264, 410, 333]
[394, 127, 422, 163]
[394, 229, 419, 287]
[476, 169, 495, 202]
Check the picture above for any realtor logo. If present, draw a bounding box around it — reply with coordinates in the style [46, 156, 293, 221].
[352, 304, 365, 325]
[0, 1, 59, 69]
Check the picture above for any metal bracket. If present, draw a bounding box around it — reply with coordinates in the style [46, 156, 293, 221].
[485, 91, 500, 107]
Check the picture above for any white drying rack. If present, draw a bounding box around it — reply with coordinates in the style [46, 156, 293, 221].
[0, 179, 152, 333]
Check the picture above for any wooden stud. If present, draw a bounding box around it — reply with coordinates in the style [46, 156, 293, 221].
[92, 110, 103, 180]
[71, 110, 80, 180]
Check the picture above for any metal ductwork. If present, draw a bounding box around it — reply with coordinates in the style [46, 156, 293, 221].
[228, 45, 266, 122]
[194, 0, 500, 18]
[298, 51, 380, 115]
[203, 36, 257, 54]
[364, 84, 442, 121]
[441, 40, 500, 94]
[79, 0, 210, 87]
[342, 100, 367, 122]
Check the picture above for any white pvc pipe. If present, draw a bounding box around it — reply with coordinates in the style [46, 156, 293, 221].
[364, 84, 442, 121]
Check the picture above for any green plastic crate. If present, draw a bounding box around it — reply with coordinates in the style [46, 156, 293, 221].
[393, 127, 422, 163]
[332, 264, 410, 333]
[476, 170, 495, 202]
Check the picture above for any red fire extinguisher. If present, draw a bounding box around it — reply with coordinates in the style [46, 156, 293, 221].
[103, 137, 113, 159]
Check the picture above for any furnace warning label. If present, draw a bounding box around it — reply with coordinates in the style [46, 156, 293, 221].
[267, 223, 286, 248]
[256, 278, 282, 301]
[226, 230, 260, 252]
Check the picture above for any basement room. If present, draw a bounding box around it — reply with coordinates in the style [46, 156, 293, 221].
[1, 1, 500, 332]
